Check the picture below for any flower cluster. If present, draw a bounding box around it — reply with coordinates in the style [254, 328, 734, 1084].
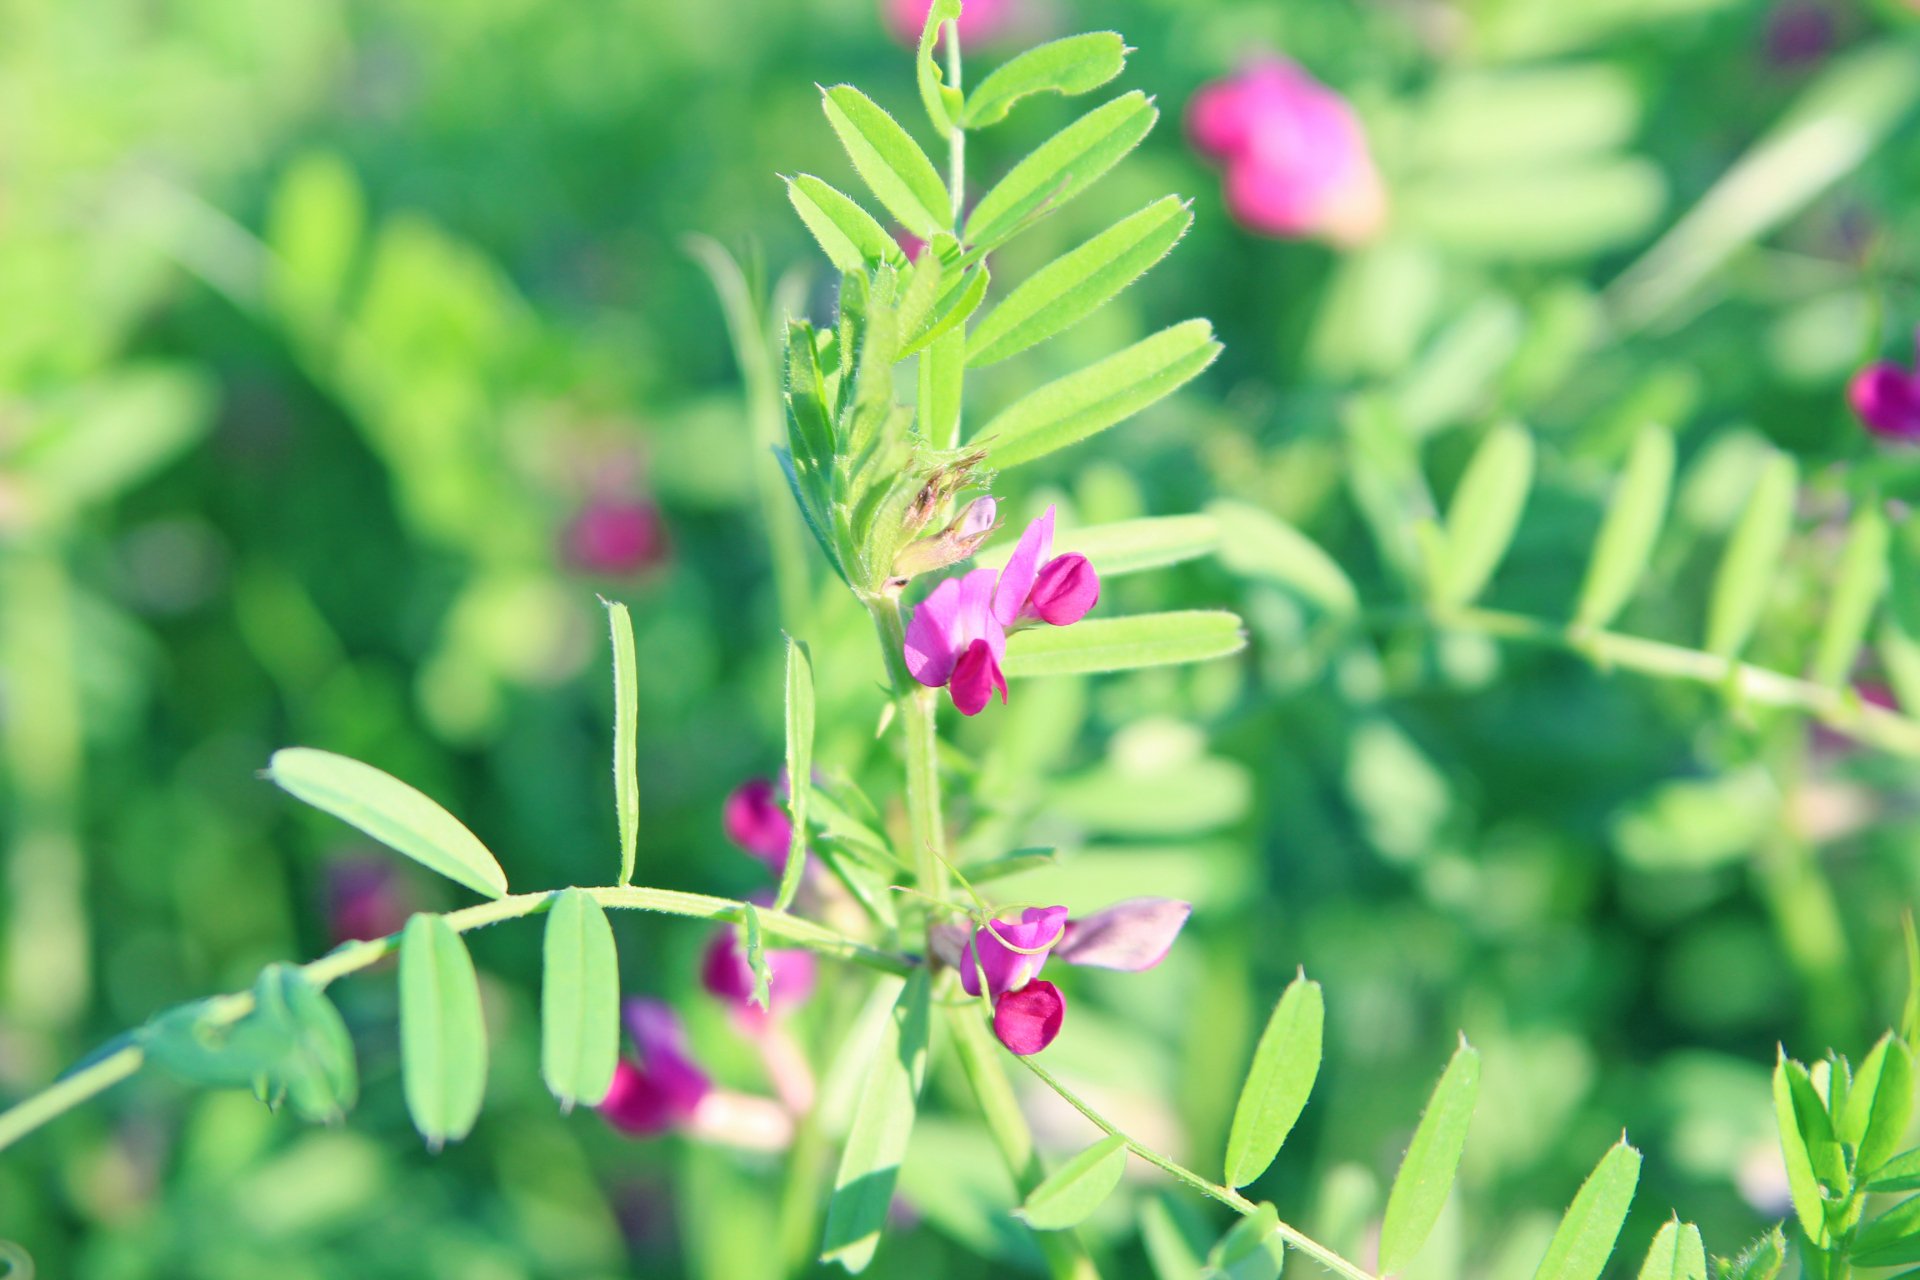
[935, 897, 1192, 1055]
[904, 505, 1099, 715]
[1850, 333, 1920, 442]
[1186, 56, 1384, 246]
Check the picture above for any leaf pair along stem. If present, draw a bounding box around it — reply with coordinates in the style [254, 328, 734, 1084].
[0, 884, 908, 1155]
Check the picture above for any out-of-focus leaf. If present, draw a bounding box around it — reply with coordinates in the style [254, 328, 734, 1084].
[1812, 504, 1889, 688]
[1209, 501, 1359, 617]
[1705, 454, 1797, 660]
[969, 196, 1191, 367]
[1575, 424, 1675, 631]
[822, 971, 931, 1272]
[786, 175, 908, 272]
[963, 33, 1128, 128]
[1205, 1204, 1285, 1280]
[976, 513, 1217, 579]
[1636, 1220, 1707, 1280]
[1402, 160, 1664, 262]
[1142, 1194, 1210, 1280]
[821, 85, 951, 238]
[1715, 1225, 1787, 1280]
[265, 151, 365, 334]
[1531, 1139, 1641, 1280]
[775, 638, 815, 911]
[15, 368, 214, 519]
[1002, 611, 1245, 678]
[1419, 65, 1641, 170]
[1380, 1038, 1480, 1273]
[1435, 423, 1534, 609]
[1224, 972, 1323, 1188]
[268, 748, 508, 899]
[605, 599, 640, 885]
[964, 91, 1157, 249]
[399, 914, 489, 1150]
[978, 320, 1220, 469]
[1016, 1134, 1130, 1229]
[540, 889, 619, 1112]
[146, 966, 358, 1124]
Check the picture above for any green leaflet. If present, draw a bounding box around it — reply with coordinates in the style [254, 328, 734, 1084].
[975, 513, 1218, 579]
[1435, 422, 1535, 609]
[963, 32, 1128, 127]
[775, 637, 815, 911]
[1811, 503, 1889, 688]
[1208, 500, 1360, 617]
[540, 889, 619, 1112]
[1379, 1038, 1480, 1274]
[1775, 1053, 1837, 1244]
[968, 196, 1192, 367]
[1002, 610, 1246, 678]
[1531, 1139, 1641, 1280]
[786, 175, 908, 273]
[1852, 1193, 1920, 1267]
[742, 902, 772, 1010]
[266, 151, 364, 334]
[1874, 1148, 1920, 1193]
[979, 319, 1220, 469]
[964, 91, 1158, 249]
[605, 599, 640, 886]
[1224, 972, 1323, 1188]
[914, 0, 962, 133]
[399, 914, 489, 1150]
[821, 85, 951, 238]
[918, 325, 966, 450]
[1206, 1203, 1285, 1280]
[268, 747, 509, 900]
[821, 970, 931, 1272]
[1717, 1225, 1787, 1280]
[1574, 424, 1674, 631]
[1844, 1033, 1912, 1181]
[1636, 1220, 1708, 1280]
[1705, 453, 1798, 660]
[1017, 1134, 1131, 1229]
[145, 965, 358, 1124]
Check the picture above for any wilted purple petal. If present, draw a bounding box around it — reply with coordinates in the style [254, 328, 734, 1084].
[723, 777, 792, 869]
[1056, 898, 1192, 972]
[992, 506, 1055, 626]
[1850, 362, 1920, 441]
[960, 905, 1069, 997]
[1028, 554, 1099, 626]
[993, 980, 1065, 1055]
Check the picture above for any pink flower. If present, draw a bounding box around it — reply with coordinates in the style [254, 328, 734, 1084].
[325, 857, 411, 945]
[882, 0, 1013, 47]
[699, 927, 819, 1014]
[1850, 336, 1920, 442]
[723, 777, 793, 870]
[902, 506, 1100, 715]
[939, 896, 1191, 1055]
[563, 497, 669, 576]
[601, 999, 712, 1137]
[1186, 57, 1384, 246]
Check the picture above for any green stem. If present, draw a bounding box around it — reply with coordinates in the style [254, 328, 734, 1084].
[944, 23, 965, 215]
[1378, 605, 1920, 759]
[0, 885, 908, 1155]
[867, 595, 948, 899]
[1016, 1056, 1380, 1280]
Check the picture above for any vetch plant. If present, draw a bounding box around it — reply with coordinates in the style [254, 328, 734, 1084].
[5, 8, 1920, 1280]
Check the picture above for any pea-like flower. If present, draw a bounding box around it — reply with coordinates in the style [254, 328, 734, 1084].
[1849, 336, 1920, 442]
[700, 926, 819, 1015]
[882, 0, 1013, 47]
[903, 506, 1099, 716]
[563, 496, 669, 576]
[723, 777, 793, 871]
[1186, 56, 1384, 246]
[601, 998, 794, 1150]
[939, 897, 1192, 1055]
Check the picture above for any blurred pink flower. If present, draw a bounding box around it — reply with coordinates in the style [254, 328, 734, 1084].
[326, 858, 411, 945]
[1850, 335, 1920, 442]
[723, 777, 793, 870]
[601, 999, 712, 1136]
[1765, 2, 1835, 67]
[1187, 57, 1385, 246]
[563, 497, 669, 576]
[699, 926, 819, 1015]
[882, 0, 1013, 47]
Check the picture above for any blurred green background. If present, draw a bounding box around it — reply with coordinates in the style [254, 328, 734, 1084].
[4, 0, 1920, 1275]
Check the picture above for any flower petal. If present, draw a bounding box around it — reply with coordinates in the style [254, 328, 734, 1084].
[1055, 898, 1192, 972]
[722, 777, 792, 867]
[1028, 554, 1100, 625]
[904, 575, 966, 685]
[1850, 363, 1920, 441]
[961, 905, 1068, 996]
[623, 997, 711, 1115]
[992, 506, 1056, 626]
[993, 980, 1065, 1055]
[949, 637, 1008, 716]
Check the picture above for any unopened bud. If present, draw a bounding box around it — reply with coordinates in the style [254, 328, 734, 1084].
[891, 495, 1000, 580]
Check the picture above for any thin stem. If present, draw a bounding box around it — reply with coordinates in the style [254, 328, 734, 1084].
[1377, 605, 1920, 759]
[866, 595, 949, 899]
[1016, 1056, 1381, 1280]
[0, 884, 909, 1155]
[944, 22, 965, 216]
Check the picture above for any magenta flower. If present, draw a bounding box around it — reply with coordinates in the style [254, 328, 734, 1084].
[700, 927, 819, 1014]
[723, 777, 794, 870]
[601, 999, 713, 1137]
[1186, 56, 1385, 246]
[325, 857, 411, 945]
[882, 0, 1013, 47]
[563, 497, 669, 576]
[1850, 337, 1920, 442]
[903, 506, 1099, 715]
[941, 897, 1191, 1055]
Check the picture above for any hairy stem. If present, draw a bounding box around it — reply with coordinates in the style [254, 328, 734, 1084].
[944, 22, 965, 212]
[867, 595, 949, 900]
[1017, 1057, 1381, 1280]
[0, 884, 908, 1154]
